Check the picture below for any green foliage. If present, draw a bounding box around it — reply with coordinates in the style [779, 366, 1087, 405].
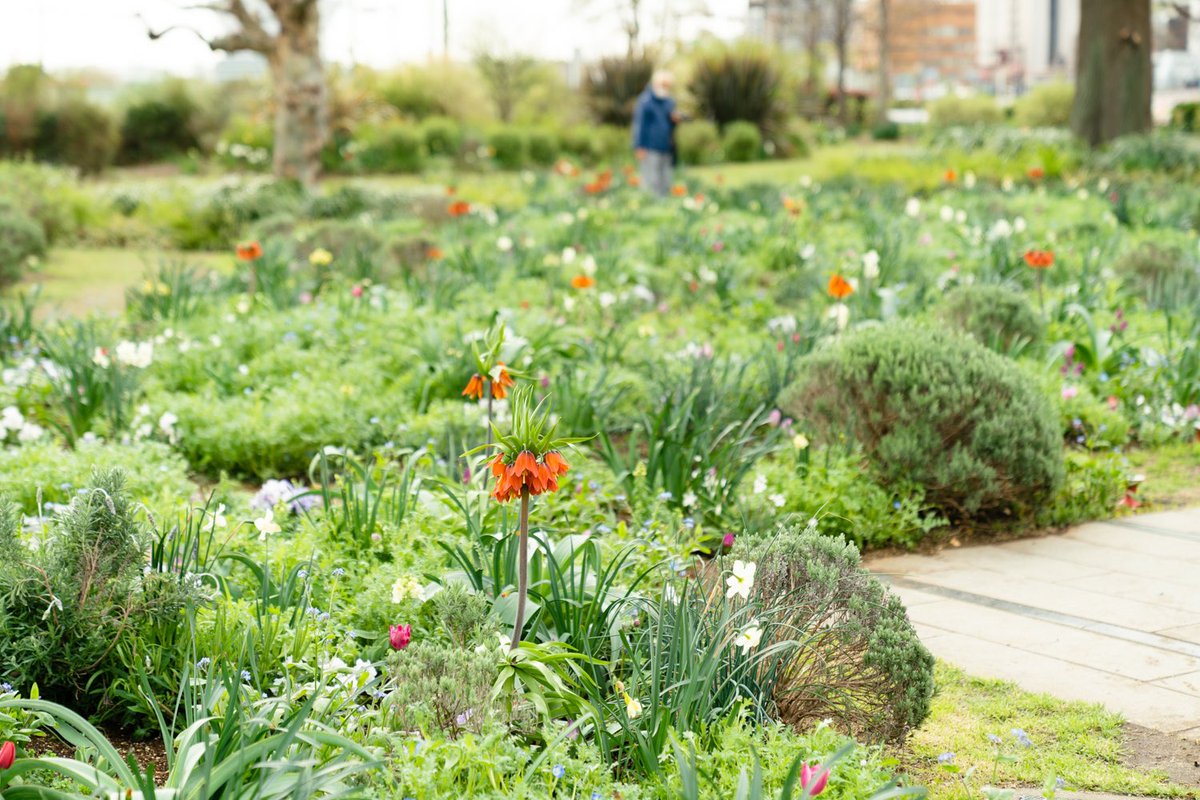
[927, 95, 1003, 127]
[722, 120, 763, 162]
[1170, 101, 1200, 132]
[1114, 242, 1200, 312]
[526, 128, 558, 166]
[488, 127, 529, 169]
[938, 284, 1044, 355]
[584, 55, 655, 125]
[783, 323, 1064, 520]
[1095, 131, 1200, 176]
[421, 114, 463, 157]
[40, 99, 119, 175]
[118, 84, 201, 164]
[749, 527, 935, 742]
[1013, 82, 1074, 128]
[357, 121, 426, 173]
[689, 43, 785, 134]
[676, 120, 721, 165]
[0, 203, 47, 285]
[384, 639, 498, 734]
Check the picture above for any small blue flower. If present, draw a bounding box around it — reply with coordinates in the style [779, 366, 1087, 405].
[1099, 372, 1109, 382]
[241, 670, 252, 682]
[987, 733, 1002, 745]
[937, 752, 955, 764]
[657, 491, 673, 501]
[297, 569, 308, 579]
[1075, 434, 1085, 444]
[552, 764, 565, 779]
[332, 567, 346, 577]
[0, 682, 12, 692]
[596, 524, 612, 534]
[682, 517, 695, 529]
[591, 793, 603, 800]
[1011, 728, 1033, 747]
[1055, 777, 1065, 789]
[892, 500, 901, 510]
[1071, 417, 1083, 428]
[370, 416, 380, 425]
[196, 657, 211, 672]
[614, 494, 626, 502]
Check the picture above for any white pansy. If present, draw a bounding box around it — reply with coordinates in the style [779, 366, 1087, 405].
[725, 560, 757, 600]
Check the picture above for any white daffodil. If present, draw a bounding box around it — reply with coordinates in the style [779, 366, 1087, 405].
[93, 347, 111, 368]
[205, 504, 228, 532]
[496, 235, 513, 252]
[735, 621, 764, 654]
[862, 249, 880, 279]
[725, 560, 757, 600]
[254, 508, 281, 540]
[904, 197, 921, 218]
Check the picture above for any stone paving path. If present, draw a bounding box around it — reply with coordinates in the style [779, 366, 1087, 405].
[869, 510, 1200, 742]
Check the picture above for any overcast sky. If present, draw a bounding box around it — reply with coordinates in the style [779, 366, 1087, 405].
[0, 0, 747, 78]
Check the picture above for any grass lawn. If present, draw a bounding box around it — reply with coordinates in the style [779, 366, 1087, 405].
[16, 248, 229, 317]
[1126, 442, 1200, 510]
[899, 662, 1195, 799]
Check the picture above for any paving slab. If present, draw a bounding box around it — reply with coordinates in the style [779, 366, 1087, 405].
[869, 509, 1200, 738]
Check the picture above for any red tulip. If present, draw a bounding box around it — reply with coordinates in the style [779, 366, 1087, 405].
[0, 740, 15, 769]
[389, 624, 412, 650]
[800, 762, 830, 796]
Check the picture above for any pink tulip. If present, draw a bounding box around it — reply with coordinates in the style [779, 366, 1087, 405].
[389, 624, 412, 650]
[800, 762, 830, 796]
[0, 740, 14, 769]
[722, 532, 735, 549]
[351, 285, 364, 298]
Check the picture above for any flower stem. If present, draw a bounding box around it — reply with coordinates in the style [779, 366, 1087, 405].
[510, 487, 530, 651]
[486, 381, 494, 447]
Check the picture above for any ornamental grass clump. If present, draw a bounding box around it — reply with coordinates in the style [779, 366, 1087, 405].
[782, 322, 1063, 521]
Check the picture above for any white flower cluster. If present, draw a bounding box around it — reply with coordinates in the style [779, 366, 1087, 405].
[0, 405, 45, 444]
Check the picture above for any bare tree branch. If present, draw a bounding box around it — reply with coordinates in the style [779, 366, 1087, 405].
[139, 9, 271, 53]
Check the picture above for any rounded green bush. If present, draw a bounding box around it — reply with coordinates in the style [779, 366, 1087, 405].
[42, 100, 119, 175]
[750, 526, 934, 742]
[927, 94, 1003, 127]
[1013, 82, 1074, 128]
[938, 284, 1044, 354]
[526, 128, 558, 166]
[782, 322, 1064, 519]
[358, 123, 425, 173]
[488, 127, 528, 170]
[721, 120, 762, 162]
[420, 115, 462, 158]
[676, 120, 720, 165]
[0, 202, 47, 285]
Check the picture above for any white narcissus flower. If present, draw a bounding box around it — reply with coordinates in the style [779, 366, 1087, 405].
[827, 302, 850, 331]
[496, 235, 513, 252]
[205, 503, 228, 532]
[939, 206, 954, 222]
[862, 250, 880, 279]
[904, 197, 921, 218]
[561, 246, 577, 264]
[93, 347, 111, 368]
[725, 560, 756, 600]
[254, 508, 281, 540]
[115, 340, 153, 368]
[735, 621, 764, 654]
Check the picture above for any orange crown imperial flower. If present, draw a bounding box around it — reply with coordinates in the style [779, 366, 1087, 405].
[1024, 249, 1054, 269]
[468, 385, 591, 504]
[943, 168, 957, 183]
[1027, 166, 1045, 180]
[571, 274, 596, 289]
[236, 241, 263, 261]
[827, 274, 854, 300]
[463, 321, 518, 402]
[448, 200, 471, 217]
[670, 184, 688, 197]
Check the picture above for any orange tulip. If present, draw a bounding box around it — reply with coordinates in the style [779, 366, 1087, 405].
[1023, 249, 1054, 269]
[827, 274, 854, 300]
[236, 241, 263, 261]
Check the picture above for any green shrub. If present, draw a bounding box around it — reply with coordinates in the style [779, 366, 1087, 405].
[0, 470, 192, 716]
[871, 120, 901, 141]
[42, 99, 119, 175]
[690, 43, 784, 135]
[357, 122, 425, 173]
[0, 203, 47, 285]
[488, 127, 528, 169]
[721, 120, 762, 162]
[420, 115, 462, 157]
[526, 128, 558, 166]
[782, 322, 1064, 520]
[1013, 82, 1074, 128]
[938, 284, 1044, 354]
[676, 120, 721, 165]
[776, 117, 812, 158]
[583, 55, 654, 125]
[119, 91, 200, 164]
[749, 527, 935, 742]
[1171, 101, 1200, 133]
[1095, 131, 1200, 176]
[927, 94, 1003, 127]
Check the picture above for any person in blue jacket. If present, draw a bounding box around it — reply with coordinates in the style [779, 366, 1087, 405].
[632, 70, 682, 197]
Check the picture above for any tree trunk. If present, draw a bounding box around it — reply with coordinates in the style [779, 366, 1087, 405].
[834, 0, 852, 125]
[803, 0, 823, 106]
[269, 6, 327, 186]
[1070, 0, 1152, 146]
[877, 0, 891, 125]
